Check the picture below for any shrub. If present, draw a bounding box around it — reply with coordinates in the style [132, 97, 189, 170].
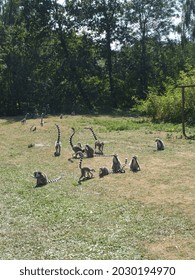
[134, 65, 195, 124]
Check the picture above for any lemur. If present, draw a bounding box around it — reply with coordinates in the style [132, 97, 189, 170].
[99, 167, 109, 178]
[112, 154, 127, 173]
[32, 171, 61, 187]
[40, 113, 44, 126]
[69, 128, 84, 158]
[84, 144, 94, 158]
[21, 113, 29, 124]
[85, 127, 104, 154]
[54, 124, 61, 156]
[155, 138, 165, 151]
[129, 156, 141, 172]
[78, 154, 95, 182]
[30, 125, 36, 132]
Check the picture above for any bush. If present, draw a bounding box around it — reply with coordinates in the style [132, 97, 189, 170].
[134, 65, 195, 124]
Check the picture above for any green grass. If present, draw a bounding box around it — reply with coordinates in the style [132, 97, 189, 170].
[0, 115, 194, 259]
[78, 116, 185, 133]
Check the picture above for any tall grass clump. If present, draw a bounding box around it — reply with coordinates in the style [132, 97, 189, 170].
[134, 65, 195, 124]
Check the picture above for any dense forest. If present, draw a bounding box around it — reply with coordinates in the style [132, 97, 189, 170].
[0, 0, 195, 119]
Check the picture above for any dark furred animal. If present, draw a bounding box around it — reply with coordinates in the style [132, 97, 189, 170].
[54, 124, 61, 156]
[40, 113, 44, 126]
[21, 113, 29, 124]
[84, 144, 94, 158]
[32, 171, 61, 187]
[78, 156, 95, 182]
[85, 127, 104, 154]
[129, 156, 141, 172]
[112, 155, 127, 173]
[99, 167, 109, 178]
[30, 125, 36, 132]
[69, 128, 84, 158]
[155, 138, 165, 151]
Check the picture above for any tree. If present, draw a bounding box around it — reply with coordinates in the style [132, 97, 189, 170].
[0, 0, 194, 116]
[66, 0, 125, 108]
[178, 0, 195, 44]
[125, 0, 177, 99]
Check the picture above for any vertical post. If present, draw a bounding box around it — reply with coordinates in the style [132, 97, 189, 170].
[181, 86, 187, 138]
[177, 84, 195, 139]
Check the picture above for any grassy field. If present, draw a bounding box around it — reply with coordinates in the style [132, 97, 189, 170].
[0, 115, 194, 260]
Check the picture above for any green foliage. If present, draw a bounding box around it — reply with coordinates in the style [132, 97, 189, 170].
[0, 0, 195, 116]
[177, 0, 195, 42]
[134, 65, 195, 124]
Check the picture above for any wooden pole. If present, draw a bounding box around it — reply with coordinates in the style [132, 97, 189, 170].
[176, 84, 195, 139]
[181, 86, 187, 138]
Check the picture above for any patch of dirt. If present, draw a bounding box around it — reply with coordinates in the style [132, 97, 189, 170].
[35, 143, 50, 147]
[143, 235, 195, 260]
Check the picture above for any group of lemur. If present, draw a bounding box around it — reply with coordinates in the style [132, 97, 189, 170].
[21, 113, 165, 187]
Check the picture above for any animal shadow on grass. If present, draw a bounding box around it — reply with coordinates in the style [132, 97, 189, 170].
[78, 176, 94, 185]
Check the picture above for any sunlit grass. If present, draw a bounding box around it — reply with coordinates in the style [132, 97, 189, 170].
[0, 115, 194, 259]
